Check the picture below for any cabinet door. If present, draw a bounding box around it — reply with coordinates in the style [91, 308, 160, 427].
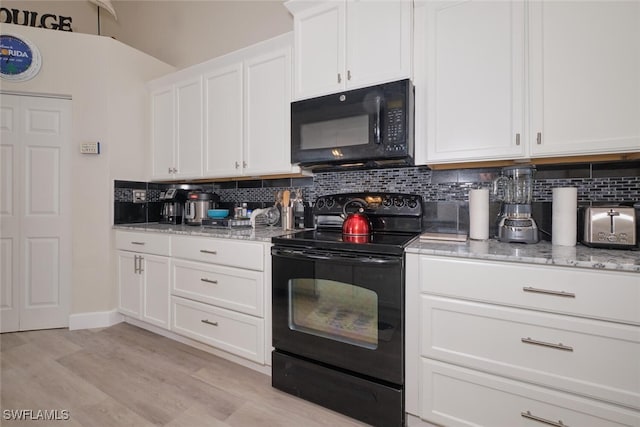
[117, 251, 142, 319]
[346, 0, 412, 89]
[243, 48, 295, 176]
[150, 87, 175, 180]
[141, 254, 170, 329]
[529, 1, 640, 156]
[292, 1, 345, 100]
[204, 63, 243, 177]
[424, 0, 526, 163]
[174, 77, 203, 179]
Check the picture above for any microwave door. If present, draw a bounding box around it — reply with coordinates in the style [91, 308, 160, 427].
[292, 90, 385, 165]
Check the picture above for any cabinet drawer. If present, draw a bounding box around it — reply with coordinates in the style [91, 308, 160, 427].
[115, 231, 171, 256]
[419, 256, 640, 325]
[171, 259, 263, 317]
[420, 359, 640, 427]
[171, 235, 263, 271]
[171, 296, 264, 364]
[421, 295, 640, 409]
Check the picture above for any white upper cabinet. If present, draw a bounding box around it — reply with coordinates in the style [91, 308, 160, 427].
[529, 1, 640, 157]
[419, 0, 640, 165]
[149, 33, 297, 180]
[287, 0, 412, 100]
[204, 63, 243, 177]
[150, 77, 203, 180]
[243, 48, 294, 176]
[423, 0, 526, 163]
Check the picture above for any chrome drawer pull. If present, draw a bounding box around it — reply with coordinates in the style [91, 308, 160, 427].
[201, 319, 218, 327]
[521, 337, 573, 352]
[200, 249, 217, 255]
[200, 278, 218, 284]
[523, 286, 575, 298]
[131, 241, 146, 245]
[521, 410, 568, 426]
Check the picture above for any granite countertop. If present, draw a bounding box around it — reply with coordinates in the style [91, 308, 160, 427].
[113, 223, 301, 243]
[406, 238, 640, 273]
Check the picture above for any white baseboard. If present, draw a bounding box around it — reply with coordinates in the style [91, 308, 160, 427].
[68, 309, 123, 330]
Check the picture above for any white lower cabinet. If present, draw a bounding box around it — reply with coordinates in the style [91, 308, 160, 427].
[116, 231, 171, 329]
[406, 254, 640, 426]
[170, 234, 269, 365]
[421, 359, 639, 427]
[171, 296, 264, 364]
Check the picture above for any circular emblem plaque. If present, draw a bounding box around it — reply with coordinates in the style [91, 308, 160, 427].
[0, 34, 42, 81]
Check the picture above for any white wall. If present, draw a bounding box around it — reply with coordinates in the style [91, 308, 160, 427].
[0, 24, 174, 315]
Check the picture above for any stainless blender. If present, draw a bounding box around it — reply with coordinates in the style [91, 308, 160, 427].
[493, 166, 539, 243]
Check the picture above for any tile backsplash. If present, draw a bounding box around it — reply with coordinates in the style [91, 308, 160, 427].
[114, 160, 640, 230]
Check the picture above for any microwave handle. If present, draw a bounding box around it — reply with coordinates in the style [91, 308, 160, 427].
[373, 96, 382, 144]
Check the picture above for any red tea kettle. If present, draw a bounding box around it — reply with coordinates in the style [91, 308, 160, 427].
[342, 198, 372, 237]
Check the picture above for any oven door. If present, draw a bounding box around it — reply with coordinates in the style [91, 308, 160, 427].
[272, 246, 404, 385]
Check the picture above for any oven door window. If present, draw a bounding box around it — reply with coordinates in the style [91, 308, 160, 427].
[289, 278, 378, 350]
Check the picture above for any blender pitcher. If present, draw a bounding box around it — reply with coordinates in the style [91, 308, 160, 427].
[493, 166, 539, 243]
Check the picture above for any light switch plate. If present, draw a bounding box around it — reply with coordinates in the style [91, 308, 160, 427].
[80, 142, 100, 154]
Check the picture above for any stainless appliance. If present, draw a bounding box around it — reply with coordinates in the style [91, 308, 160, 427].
[271, 193, 424, 427]
[159, 188, 187, 224]
[581, 205, 636, 249]
[493, 166, 539, 243]
[291, 79, 414, 169]
[184, 191, 219, 226]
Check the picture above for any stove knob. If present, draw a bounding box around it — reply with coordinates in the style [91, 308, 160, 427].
[407, 199, 418, 209]
[383, 198, 393, 207]
[316, 199, 325, 209]
[394, 198, 405, 208]
[326, 198, 335, 208]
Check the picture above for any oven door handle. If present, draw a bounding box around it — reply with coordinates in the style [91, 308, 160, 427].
[272, 247, 400, 265]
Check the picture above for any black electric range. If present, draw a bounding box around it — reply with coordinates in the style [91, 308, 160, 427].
[272, 192, 424, 256]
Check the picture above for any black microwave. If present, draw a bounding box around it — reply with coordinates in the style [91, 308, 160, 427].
[291, 79, 414, 169]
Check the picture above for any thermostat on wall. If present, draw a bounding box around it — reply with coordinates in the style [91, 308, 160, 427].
[80, 142, 100, 154]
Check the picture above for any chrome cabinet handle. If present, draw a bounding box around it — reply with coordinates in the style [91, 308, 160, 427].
[347, 70, 351, 80]
[536, 132, 542, 145]
[200, 278, 218, 284]
[521, 411, 568, 427]
[131, 241, 145, 245]
[133, 255, 139, 274]
[337, 73, 342, 83]
[523, 286, 575, 298]
[516, 133, 521, 146]
[243, 161, 247, 168]
[521, 337, 573, 352]
[200, 249, 217, 255]
[168, 167, 172, 173]
[235, 161, 240, 169]
[201, 319, 218, 327]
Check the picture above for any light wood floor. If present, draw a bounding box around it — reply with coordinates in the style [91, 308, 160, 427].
[1, 323, 370, 426]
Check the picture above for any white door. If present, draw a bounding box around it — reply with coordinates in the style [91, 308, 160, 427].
[174, 77, 203, 179]
[117, 250, 141, 319]
[529, 1, 640, 156]
[346, 0, 412, 90]
[141, 254, 170, 329]
[293, 1, 345, 100]
[424, 0, 526, 163]
[0, 93, 72, 332]
[150, 87, 175, 180]
[204, 63, 243, 177]
[244, 48, 293, 176]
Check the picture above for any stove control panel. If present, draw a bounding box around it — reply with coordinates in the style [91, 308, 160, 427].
[314, 193, 423, 217]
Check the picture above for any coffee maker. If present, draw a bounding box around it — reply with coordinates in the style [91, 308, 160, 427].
[159, 188, 188, 224]
[493, 166, 539, 243]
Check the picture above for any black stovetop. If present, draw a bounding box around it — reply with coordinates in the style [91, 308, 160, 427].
[271, 229, 418, 256]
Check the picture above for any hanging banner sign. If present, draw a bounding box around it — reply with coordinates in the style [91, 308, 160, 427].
[0, 8, 73, 32]
[0, 34, 42, 81]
